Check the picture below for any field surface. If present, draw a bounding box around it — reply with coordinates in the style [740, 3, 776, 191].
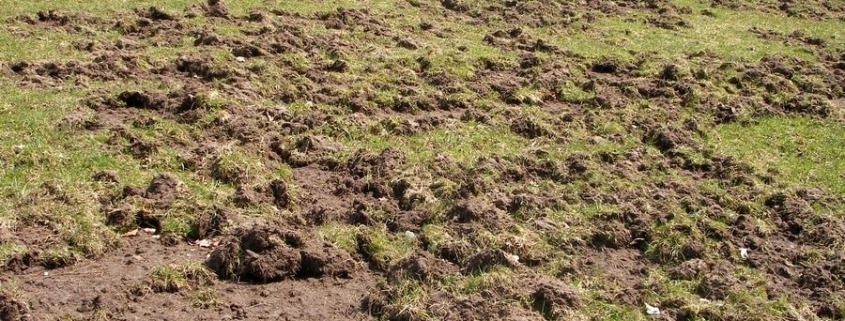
[1, 0, 844, 320]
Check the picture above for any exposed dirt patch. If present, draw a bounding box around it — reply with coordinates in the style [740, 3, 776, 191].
[12, 9, 102, 30]
[579, 248, 649, 305]
[2, 236, 372, 320]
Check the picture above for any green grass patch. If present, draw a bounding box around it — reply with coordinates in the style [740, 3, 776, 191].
[553, 0, 845, 61]
[709, 116, 845, 196]
[341, 122, 529, 165]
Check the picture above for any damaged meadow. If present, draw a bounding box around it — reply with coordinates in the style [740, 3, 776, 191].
[0, 0, 845, 320]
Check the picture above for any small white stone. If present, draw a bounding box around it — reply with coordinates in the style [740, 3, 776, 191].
[43, 271, 49, 276]
[235, 56, 246, 62]
[740, 248, 749, 259]
[142, 228, 157, 234]
[197, 239, 213, 248]
[403, 231, 417, 240]
[645, 303, 661, 316]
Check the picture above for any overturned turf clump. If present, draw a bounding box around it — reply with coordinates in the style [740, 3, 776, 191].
[530, 279, 581, 319]
[0, 292, 31, 321]
[205, 225, 356, 282]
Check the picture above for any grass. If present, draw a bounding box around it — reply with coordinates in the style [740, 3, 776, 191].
[341, 122, 529, 166]
[148, 265, 190, 293]
[147, 262, 214, 293]
[0, 28, 93, 61]
[317, 223, 360, 253]
[0, 85, 127, 260]
[0, 80, 232, 263]
[357, 225, 417, 268]
[0, 85, 144, 187]
[552, 0, 845, 61]
[371, 278, 434, 321]
[709, 116, 845, 196]
[210, 146, 267, 184]
[581, 298, 645, 321]
[458, 266, 517, 294]
[188, 288, 219, 308]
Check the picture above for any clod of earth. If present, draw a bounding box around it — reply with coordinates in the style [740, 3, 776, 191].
[0, 292, 32, 321]
[206, 225, 356, 282]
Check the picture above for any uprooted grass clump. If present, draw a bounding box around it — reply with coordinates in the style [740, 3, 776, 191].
[145, 262, 216, 293]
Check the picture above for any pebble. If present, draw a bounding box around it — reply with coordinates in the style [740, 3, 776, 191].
[403, 231, 417, 240]
[645, 303, 661, 316]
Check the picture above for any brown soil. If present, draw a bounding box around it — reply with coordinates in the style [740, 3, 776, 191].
[5, 236, 371, 321]
[206, 225, 357, 282]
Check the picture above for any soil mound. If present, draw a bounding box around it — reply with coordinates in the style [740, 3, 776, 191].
[206, 225, 357, 282]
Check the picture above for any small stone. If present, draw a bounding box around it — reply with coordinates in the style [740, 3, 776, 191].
[645, 303, 661, 316]
[197, 239, 213, 248]
[235, 56, 246, 62]
[404, 231, 417, 240]
[740, 247, 749, 259]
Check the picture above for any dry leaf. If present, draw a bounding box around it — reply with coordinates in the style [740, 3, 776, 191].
[121, 229, 139, 237]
